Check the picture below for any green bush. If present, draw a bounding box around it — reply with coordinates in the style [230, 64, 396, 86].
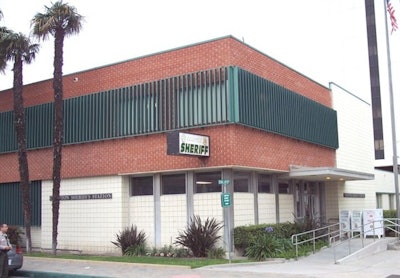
[383, 210, 398, 236]
[207, 247, 225, 259]
[7, 226, 24, 245]
[383, 209, 397, 219]
[234, 222, 296, 253]
[124, 244, 146, 256]
[245, 232, 292, 261]
[174, 215, 223, 257]
[111, 225, 147, 256]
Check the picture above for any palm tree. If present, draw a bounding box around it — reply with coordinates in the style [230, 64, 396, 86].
[0, 31, 39, 253]
[0, 10, 9, 74]
[31, 1, 83, 255]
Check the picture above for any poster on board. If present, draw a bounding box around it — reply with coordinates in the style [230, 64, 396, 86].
[339, 210, 351, 237]
[363, 209, 383, 238]
[351, 210, 362, 237]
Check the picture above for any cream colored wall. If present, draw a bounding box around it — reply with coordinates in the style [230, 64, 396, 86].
[41, 176, 127, 254]
[374, 169, 397, 193]
[330, 84, 377, 219]
[129, 196, 154, 247]
[332, 84, 374, 174]
[193, 193, 223, 222]
[160, 194, 186, 246]
[338, 180, 377, 211]
[381, 194, 390, 210]
[257, 193, 276, 224]
[30, 226, 41, 249]
[278, 194, 294, 222]
[324, 184, 339, 221]
[193, 193, 224, 247]
[234, 193, 254, 226]
[19, 226, 41, 249]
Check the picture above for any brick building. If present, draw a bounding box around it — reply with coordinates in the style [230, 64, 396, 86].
[0, 36, 375, 254]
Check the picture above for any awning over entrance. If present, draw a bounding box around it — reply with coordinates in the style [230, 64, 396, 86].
[284, 165, 375, 182]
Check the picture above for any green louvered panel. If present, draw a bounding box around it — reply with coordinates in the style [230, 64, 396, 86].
[236, 68, 338, 149]
[26, 103, 53, 149]
[177, 68, 229, 127]
[30, 181, 42, 226]
[0, 67, 231, 153]
[0, 181, 41, 226]
[0, 111, 17, 152]
[0, 103, 53, 152]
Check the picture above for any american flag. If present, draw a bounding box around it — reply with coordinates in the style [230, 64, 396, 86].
[387, 0, 398, 33]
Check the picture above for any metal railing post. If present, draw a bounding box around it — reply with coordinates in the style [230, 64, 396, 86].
[313, 230, 316, 253]
[373, 221, 376, 242]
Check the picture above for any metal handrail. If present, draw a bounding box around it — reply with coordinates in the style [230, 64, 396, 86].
[330, 218, 400, 263]
[291, 222, 340, 259]
[291, 218, 400, 262]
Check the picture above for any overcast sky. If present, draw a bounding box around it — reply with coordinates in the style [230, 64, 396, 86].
[1, 0, 399, 102]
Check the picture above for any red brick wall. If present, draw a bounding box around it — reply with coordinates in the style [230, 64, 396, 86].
[0, 36, 330, 111]
[0, 36, 335, 183]
[0, 124, 335, 183]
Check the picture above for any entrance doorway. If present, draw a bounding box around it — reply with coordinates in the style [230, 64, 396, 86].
[295, 182, 322, 222]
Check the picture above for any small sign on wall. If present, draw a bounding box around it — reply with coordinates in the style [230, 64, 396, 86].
[50, 193, 112, 201]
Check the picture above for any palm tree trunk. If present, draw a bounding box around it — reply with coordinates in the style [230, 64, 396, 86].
[51, 30, 65, 256]
[13, 58, 32, 253]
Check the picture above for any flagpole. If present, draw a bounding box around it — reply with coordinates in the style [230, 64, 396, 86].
[383, 0, 400, 220]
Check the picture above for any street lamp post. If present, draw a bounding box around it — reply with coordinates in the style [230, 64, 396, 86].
[384, 0, 400, 222]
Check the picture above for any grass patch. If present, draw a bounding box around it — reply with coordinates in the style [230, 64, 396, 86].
[25, 241, 328, 267]
[280, 240, 328, 259]
[25, 253, 248, 268]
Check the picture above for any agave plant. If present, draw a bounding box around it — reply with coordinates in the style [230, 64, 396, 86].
[111, 225, 146, 255]
[174, 215, 223, 257]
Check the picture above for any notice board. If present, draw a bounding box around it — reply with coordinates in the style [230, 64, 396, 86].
[363, 209, 384, 238]
[339, 210, 351, 237]
[351, 210, 363, 236]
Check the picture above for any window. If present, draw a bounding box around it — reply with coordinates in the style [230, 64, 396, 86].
[234, 172, 250, 192]
[162, 174, 186, 195]
[195, 172, 221, 193]
[258, 174, 271, 193]
[278, 182, 290, 194]
[131, 176, 153, 196]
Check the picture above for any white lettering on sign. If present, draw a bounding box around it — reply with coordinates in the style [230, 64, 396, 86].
[49, 193, 113, 201]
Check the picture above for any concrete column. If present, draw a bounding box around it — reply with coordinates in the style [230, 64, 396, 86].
[153, 173, 161, 248]
[186, 171, 194, 223]
[272, 175, 280, 223]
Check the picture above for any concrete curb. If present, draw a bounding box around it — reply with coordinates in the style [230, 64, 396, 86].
[24, 256, 191, 269]
[15, 270, 108, 278]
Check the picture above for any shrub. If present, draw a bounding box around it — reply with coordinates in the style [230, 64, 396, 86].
[124, 244, 146, 256]
[7, 226, 24, 245]
[245, 233, 281, 261]
[234, 222, 296, 254]
[173, 247, 191, 258]
[383, 209, 397, 219]
[207, 247, 225, 259]
[383, 210, 398, 236]
[293, 214, 321, 234]
[111, 225, 146, 256]
[174, 215, 223, 257]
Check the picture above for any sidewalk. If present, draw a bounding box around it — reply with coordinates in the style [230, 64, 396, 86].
[11, 237, 400, 278]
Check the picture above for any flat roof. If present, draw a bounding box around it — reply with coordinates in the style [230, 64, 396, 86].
[283, 165, 375, 182]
